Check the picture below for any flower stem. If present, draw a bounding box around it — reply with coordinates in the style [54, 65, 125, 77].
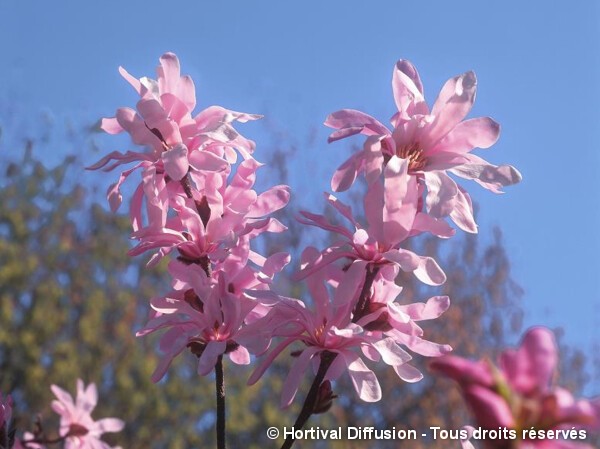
[352, 264, 380, 323]
[215, 355, 226, 449]
[280, 352, 336, 449]
[281, 263, 381, 449]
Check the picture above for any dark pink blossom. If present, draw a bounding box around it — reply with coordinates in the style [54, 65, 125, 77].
[431, 328, 600, 448]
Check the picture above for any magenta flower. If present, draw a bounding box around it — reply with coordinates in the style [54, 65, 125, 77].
[325, 60, 521, 232]
[431, 328, 600, 448]
[50, 380, 124, 449]
[87, 52, 260, 222]
[297, 156, 450, 286]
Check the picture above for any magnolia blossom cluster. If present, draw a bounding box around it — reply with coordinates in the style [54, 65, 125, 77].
[434, 328, 600, 449]
[7, 380, 123, 449]
[241, 60, 521, 406]
[91, 54, 522, 416]
[89, 53, 292, 380]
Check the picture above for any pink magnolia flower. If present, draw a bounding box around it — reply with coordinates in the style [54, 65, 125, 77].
[137, 270, 272, 382]
[129, 158, 289, 266]
[326, 60, 521, 232]
[297, 156, 450, 286]
[431, 328, 600, 449]
[50, 379, 124, 449]
[356, 270, 452, 376]
[87, 52, 260, 224]
[247, 248, 448, 407]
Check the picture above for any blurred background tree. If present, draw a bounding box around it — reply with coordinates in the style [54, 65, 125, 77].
[0, 118, 596, 449]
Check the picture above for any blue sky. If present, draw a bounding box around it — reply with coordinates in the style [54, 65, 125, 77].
[1, 1, 599, 376]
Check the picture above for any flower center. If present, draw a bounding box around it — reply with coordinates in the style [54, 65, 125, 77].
[68, 423, 89, 437]
[397, 142, 427, 172]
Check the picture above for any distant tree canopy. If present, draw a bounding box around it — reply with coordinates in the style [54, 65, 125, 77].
[0, 132, 593, 449]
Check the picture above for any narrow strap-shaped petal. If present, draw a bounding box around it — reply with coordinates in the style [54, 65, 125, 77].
[339, 351, 382, 402]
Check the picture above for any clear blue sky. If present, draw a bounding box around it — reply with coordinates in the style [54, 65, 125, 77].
[1, 1, 599, 377]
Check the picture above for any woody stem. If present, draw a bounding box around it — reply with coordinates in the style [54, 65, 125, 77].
[215, 355, 226, 449]
[280, 352, 336, 449]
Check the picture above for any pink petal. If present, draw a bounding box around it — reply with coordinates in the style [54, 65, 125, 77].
[100, 117, 124, 134]
[332, 261, 367, 307]
[426, 71, 477, 147]
[382, 156, 417, 244]
[118, 66, 142, 94]
[411, 212, 456, 238]
[372, 337, 412, 366]
[229, 346, 250, 365]
[106, 164, 139, 212]
[430, 356, 494, 387]
[340, 351, 381, 402]
[157, 52, 181, 95]
[151, 336, 187, 383]
[402, 296, 450, 320]
[188, 150, 228, 172]
[393, 363, 423, 383]
[325, 109, 390, 143]
[500, 327, 558, 395]
[297, 210, 353, 240]
[449, 185, 477, 233]
[424, 171, 458, 218]
[198, 341, 227, 376]
[383, 248, 420, 272]
[364, 136, 384, 185]
[460, 426, 476, 449]
[78, 381, 98, 413]
[450, 154, 522, 192]
[94, 418, 125, 433]
[363, 178, 385, 242]
[262, 252, 291, 278]
[414, 256, 446, 286]
[248, 185, 290, 217]
[331, 152, 364, 192]
[463, 384, 515, 428]
[431, 117, 500, 155]
[248, 337, 298, 385]
[177, 75, 196, 112]
[161, 143, 189, 181]
[161, 93, 190, 123]
[281, 347, 320, 408]
[391, 60, 428, 122]
[325, 193, 359, 227]
[51, 385, 74, 409]
[86, 150, 149, 172]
